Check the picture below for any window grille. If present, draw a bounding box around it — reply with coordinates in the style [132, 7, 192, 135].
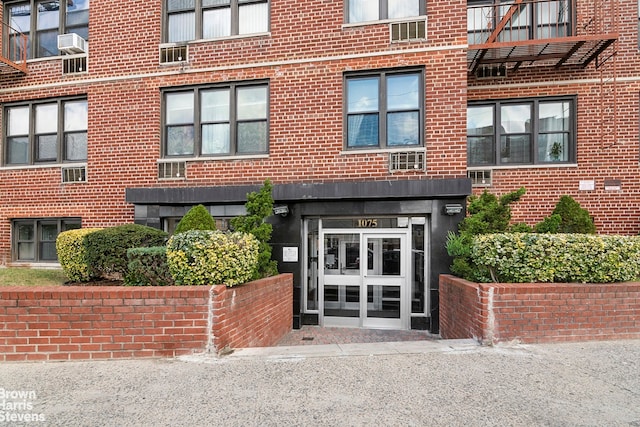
[160, 45, 188, 64]
[158, 161, 186, 179]
[389, 151, 425, 172]
[468, 170, 492, 187]
[62, 55, 87, 74]
[475, 65, 507, 79]
[62, 166, 87, 183]
[390, 20, 426, 42]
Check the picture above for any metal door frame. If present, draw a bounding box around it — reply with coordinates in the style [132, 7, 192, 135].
[319, 225, 410, 329]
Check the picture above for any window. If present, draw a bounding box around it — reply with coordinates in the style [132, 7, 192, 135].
[345, 69, 423, 149]
[165, 0, 269, 43]
[6, 0, 89, 59]
[467, 0, 571, 45]
[4, 98, 88, 166]
[163, 82, 269, 157]
[13, 218, 80, 262]
[467, 97, 575, 167]
[347, 0, 425, 23]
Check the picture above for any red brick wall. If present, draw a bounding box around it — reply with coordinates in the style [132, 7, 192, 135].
[210, 274, 293, 352]
[440, 275, 640, 344]
[438, 275, 483, 341]
[0, 274, 292, 361]
[468, 1, 640, 235]
[0, 0, 468, 265]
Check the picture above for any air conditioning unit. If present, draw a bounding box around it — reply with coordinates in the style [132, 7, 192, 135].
[57, 33, 86, 54]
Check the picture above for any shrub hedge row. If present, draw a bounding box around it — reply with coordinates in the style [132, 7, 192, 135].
[84, 224, 168, 278]
[58, 226, 260, 287]
[166, 230, 259, 287]
[56, 228, 103, 282]
[125, 246, 174, 286]
[472, 233, 640, 283]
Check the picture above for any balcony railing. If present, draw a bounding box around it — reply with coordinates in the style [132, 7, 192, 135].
[0, 21, 28, 74]
[468, 0, 575, 45]
[467, 0, 618, 72]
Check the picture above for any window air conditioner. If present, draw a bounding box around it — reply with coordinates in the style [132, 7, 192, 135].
[57, 33, 86, 54]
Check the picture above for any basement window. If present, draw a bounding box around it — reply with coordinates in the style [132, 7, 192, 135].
[12, 218, 80, 262]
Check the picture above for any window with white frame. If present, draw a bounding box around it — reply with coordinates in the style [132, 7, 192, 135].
[346, 0, 425, 23]
[4, 98, 88, 166]
[165, 0, 269, 43]
[467, 96, 575, 166]
[5, 0, 89, 59]
[163, 82, 269, 157]
[13, 218, 80, 262]
[345, 69, 423, 149]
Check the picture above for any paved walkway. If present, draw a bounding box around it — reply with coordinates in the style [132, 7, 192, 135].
[276, 325, 437, 346]
[2, 339, 640, 426]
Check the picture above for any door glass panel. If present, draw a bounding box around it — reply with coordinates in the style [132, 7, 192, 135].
[365, 237, 401, 276]
[411, 223, 425, 314]
[324, 234, 359, 275]
[367, 285, 401, 319]
[323, 233, 361, 319]
[324, 285, 360, 318]
[306, 219, 319, 311]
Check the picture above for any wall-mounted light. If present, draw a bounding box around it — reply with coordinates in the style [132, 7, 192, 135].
[273, 205, 289, 217]
[443, 204, 463, 216]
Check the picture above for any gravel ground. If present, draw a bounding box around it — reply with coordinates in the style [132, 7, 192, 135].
[1, 339, 639, 427]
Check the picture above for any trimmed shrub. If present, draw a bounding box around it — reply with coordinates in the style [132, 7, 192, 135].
[56, 228, 103, 282]
[85, 224, 168, 278]
[166, 230, 259, 287]
[174, 204, 216, 234]
[125, 246, 174, 286]
[231, 180, 278, 280]
[472, 233, 640, 283]
[446, 187, 526, 282]
[533, 214, 562, 234]
[534, 196, 596, 233]
[551, 195, 596, 233]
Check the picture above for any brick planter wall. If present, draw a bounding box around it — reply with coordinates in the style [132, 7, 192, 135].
[440, 275, 640, 344]
[210, 274, 293, 352]
[0, 274, 292, 361]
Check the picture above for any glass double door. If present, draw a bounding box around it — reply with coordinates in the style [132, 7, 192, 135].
[320, 230, 409, 329]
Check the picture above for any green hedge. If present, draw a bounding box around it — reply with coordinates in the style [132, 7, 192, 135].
[56, 228, 103, 282]
[125, 246, 174, 286]
[166, 230, 259, 287]
[472, 233, 640, 283]
[174, 204, 216, 234]
[84, 224, 168, 279]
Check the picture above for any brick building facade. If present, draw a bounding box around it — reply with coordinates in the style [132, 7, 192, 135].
[0, 0, 633, 332]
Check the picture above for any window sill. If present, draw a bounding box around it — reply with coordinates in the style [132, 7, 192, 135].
[162, 32, 271, 47]
[467, 163, 578, 171]
[340, 147, 424, 156]
[163, 154, 269, 162]
[342, 16, 427, 29]
[7, 261, 61, 269]
[0, 162, 86, 171]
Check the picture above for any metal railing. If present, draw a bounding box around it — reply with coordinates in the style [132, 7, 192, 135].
[1, 21, 28, 73]
[467, 0, 616, 46]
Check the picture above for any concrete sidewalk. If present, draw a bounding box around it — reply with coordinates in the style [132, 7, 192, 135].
[207, 337, 478, 360]
[1, 339, 639, 426]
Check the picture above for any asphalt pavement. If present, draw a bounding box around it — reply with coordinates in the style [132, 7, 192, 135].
[1, 338, 639, 426]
